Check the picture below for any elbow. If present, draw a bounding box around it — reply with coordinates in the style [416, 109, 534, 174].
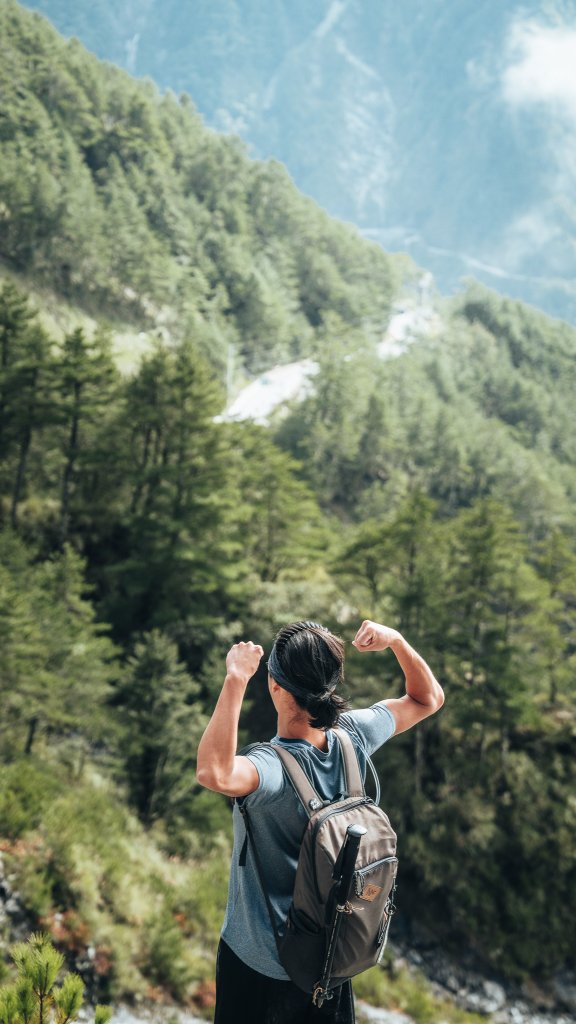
[196, 765, 231, 793]
[434, 682, 445, 711]
[196, 765, 218, 791]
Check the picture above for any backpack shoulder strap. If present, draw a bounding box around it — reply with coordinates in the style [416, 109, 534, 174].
[332, 726, 364, 798]
[239, 741, 323, 814]
[270, 743, 324, 815]
[240, 732, 365, 802]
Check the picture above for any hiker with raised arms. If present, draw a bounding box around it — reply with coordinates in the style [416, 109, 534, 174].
[196, 619, 444, 1024]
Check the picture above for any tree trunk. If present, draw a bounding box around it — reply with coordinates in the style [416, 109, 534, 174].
[60, 381, 81, 544]
[10, 420, 32, 528]
[414, 728, 424, 797]
[24, 716, 38, 755]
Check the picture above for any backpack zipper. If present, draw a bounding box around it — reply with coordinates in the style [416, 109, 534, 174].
[311, 797, 370, 900]
[354, 855, 398, 897]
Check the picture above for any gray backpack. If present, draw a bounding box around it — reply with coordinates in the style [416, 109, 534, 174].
[239, 727, 398, 1005]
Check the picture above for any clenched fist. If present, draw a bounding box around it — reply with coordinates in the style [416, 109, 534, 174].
[352, 620, 402, 652]
[225, 641, 264, 684]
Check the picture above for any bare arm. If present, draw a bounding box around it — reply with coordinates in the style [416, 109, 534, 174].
[352, 620, 444, 734]
[196, 641, 263, 797]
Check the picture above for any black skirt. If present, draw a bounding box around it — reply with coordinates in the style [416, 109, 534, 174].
[214, 939, 356, 1024]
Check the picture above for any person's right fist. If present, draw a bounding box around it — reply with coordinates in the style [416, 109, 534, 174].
[226, 641, 264, 683]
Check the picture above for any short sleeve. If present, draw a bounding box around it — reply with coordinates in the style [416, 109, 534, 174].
[340, 702, 396, 756]
[242, 744, 286, 808]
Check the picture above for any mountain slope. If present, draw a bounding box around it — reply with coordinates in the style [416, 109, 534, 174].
[19, 0, 576, 322]
[0, 0, 400, 378]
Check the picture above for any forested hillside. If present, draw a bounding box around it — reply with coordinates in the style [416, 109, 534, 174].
[19, 0, 576, 323]
[0, 0, 398, 377]
[0, 1, 575, 1016]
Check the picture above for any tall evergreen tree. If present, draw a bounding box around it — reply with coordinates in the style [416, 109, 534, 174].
[112, 629, 205, 826]
[57, 327, 118, 545]
[0, 532, 117, 759]
[99, 339, 243, 647]
[0, 284, 36, 467]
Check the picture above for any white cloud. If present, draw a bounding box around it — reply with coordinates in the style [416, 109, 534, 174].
[502, 20, 576, 119]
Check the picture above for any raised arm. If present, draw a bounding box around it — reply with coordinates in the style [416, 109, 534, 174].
[352, 620, 444, 735]
[196, 641, 263, 797]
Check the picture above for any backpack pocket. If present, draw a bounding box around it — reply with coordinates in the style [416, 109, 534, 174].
[354, 855, 398, 901]
[331, 856, 398, 979]
[278, 905, 327, 994]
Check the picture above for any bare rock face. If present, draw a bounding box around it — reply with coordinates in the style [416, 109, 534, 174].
[553, 975, 576, 1015]
[388, 938, 576, 1024]
[0, 852, 35, 943]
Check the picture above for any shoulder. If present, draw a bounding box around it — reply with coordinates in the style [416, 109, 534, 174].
[242, 742, 286, 808]
[339, 703, 396, 755]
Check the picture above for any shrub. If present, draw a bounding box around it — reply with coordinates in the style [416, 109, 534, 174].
[0, 932, 112, 1024]
[0, 761, 62, 839]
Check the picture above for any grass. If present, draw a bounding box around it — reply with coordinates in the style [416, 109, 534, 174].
[0, 266, 154, 375]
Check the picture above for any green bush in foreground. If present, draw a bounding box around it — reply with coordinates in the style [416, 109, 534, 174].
[0, 932, 112, 1024]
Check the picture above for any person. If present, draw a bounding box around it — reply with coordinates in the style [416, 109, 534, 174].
[196, 619, 444, 1024]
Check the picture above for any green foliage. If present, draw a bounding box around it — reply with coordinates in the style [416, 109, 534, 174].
[0, 760, 62, 838]
[93, 1008, 112, 1024]
[3, 770, 231, 1002]
[0, 1, 396, 373]
[112, 630, 206, 826]
[231, 425, 328, 583]
[0, 532, 118, 758]
[0, 932, 109, 1024]
[141, 911, 192, 1000]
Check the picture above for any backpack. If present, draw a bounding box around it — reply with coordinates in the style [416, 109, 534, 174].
[238, 727, 398, 1005]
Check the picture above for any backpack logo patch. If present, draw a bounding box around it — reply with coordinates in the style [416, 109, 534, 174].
[358, 882, 382, 902]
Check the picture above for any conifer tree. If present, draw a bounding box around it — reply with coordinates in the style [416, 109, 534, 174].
[57, 327, 118, 545]
[0, 932, 111, 1024]
[8, 320, 59, 529]
[533, 529, 576, 704]
[0, 284, 36, 468]
[0, 284, 68, 532]
[234, 425, 327, 583]
[112, 629, 205, 826]
[0, 532, 117, 759]
[101, 338, 243, 641]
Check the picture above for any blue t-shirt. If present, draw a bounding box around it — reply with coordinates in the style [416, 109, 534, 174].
[221, 702, 396, 979]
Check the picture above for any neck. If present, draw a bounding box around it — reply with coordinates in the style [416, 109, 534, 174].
[276, 711, 328, 751]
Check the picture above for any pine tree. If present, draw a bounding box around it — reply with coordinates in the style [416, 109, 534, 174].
[111, 629, 205, 826]
[0, 284, 36, 472]
[57, 327, 118, 545]
[533, 529, 576, 704]
[100, 338, 244, 642]
[0, 532, 117, 759]
[234, 425, 327, 583]
[0, 932, 112, 1024]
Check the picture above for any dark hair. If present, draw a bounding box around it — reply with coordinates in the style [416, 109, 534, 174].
[271, 621, 349, 729]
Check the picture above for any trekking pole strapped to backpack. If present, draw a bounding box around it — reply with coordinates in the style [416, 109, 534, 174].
[313, 823, 367, 1008]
